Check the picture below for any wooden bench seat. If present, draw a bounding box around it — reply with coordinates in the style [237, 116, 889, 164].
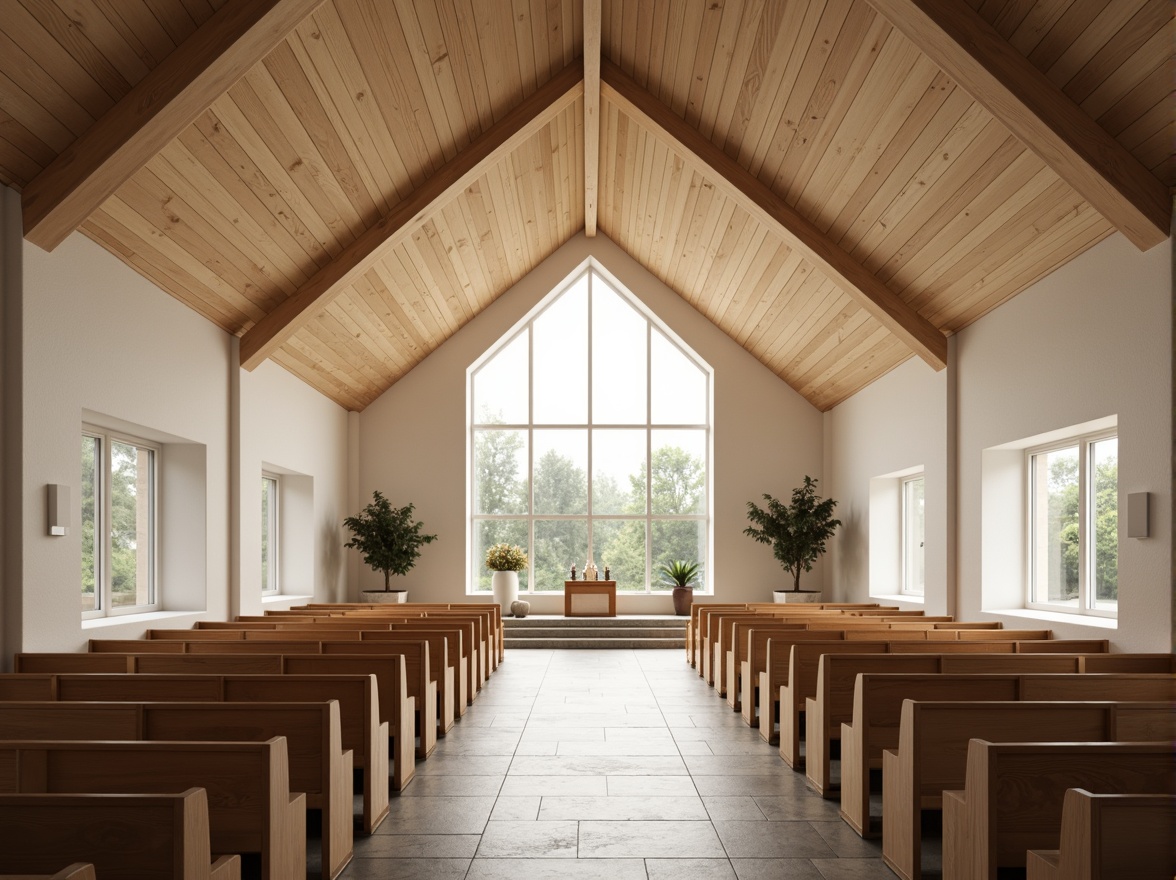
[764, 639, 1108, 756]
[0, 700, 352, 880]
[840, 671, 1176, 837]
[0, 789, 240, 880]
[0, 738, 306, 880]
[805, 659, 1174, 798]
[942, 741, 1176, 880]
[880, 701, 1176, 880]
[0, 863, 96, 880]
[1025, 789, 1176, 880]
[0, 670, 402, 822]
[22, 646, 435, 759]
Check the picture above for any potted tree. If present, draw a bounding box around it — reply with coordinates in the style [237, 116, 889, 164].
[744, 476, 841, 603]
[344, 491, 437, 603]
[485, 543, 527, 613]
[658, 560, 701, 616]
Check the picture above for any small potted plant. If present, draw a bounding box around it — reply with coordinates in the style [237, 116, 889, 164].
[485, 543, 527, 612]
[658, 559, 701, 616]
[744, 476, 840, 603]
[344, 491, 437, 603]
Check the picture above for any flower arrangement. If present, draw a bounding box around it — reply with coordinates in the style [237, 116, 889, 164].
[485, 543, 528, 572]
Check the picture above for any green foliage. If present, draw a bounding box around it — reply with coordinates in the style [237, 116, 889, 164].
[344, 491, 437, 591]
[485, 543, 528, 571]
[81, 437, 151, 609]
[1043, 452, 1117, 602]
[658, 559, 701, 589]
[744, 476, 841, 591]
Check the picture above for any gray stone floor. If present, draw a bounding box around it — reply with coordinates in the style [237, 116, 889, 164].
[343, 648, 894, 880]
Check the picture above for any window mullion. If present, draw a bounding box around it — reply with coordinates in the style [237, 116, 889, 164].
[102, 435, 113, 614]
[1078, 438, 1090, 611]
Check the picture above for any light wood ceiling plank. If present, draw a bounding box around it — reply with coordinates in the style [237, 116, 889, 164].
[1044, 0, 1140, 89]
[729, 244, 804, 345]
[0, 26, 100, 139]
[21, 0, 324, 250]
[807, 334, 909, 411]
[738, 256, 813, 352]
[694, 0, 748, 141]
[584, 0, 600, 236]
[186, 110, 324, 268]
[0, 68, 83, 154]
[19, 0, 136, 103]
[865, 0, 1169, 250]
[393, 0, 465, 160]
[679, 1, 719, 125]
[603, 59, 947, 370]
[1083, 26, 1172, 125]
[771, 2, 884, 207]
[45, 0, 153, 85]
[371, 252, 445, 343]
[437, 0, 494, 132]
[0, 111, 56, 174]
[270, 345, 369, 412]
[239, 60, 582, 369]
[1063, 2, 1166, 104]
[363, 265, 431, 358]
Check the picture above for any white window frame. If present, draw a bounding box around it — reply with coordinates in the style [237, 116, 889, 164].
[1024, 428, 1117, 618]
[82, 425, 160, 619]
[900, 474, 925, 596]
[467, 263, 713, 594]
[262, 472, 280, 595]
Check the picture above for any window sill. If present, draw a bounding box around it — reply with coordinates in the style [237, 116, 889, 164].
[83, 610, 202, 630]
[871, 593, 924, 606]
[263, 593, 313, 605]
[987, 607, 1117, 630]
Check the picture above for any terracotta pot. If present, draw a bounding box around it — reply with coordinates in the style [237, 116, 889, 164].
[672, 586, 694, 616]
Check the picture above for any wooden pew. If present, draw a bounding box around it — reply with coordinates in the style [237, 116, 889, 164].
[0, 789, 240, 880]
[0, 863, 96, 880]
[732, 623, 826, 716]
[882, 701, 1176, 880]
[805, 658, 1174, 799]
[838, 668, 1176, 836]
[712, 615, 809, 697]
[1025, 789, 1176, 880]
[942, 741, 1176, 880]
[769, 639, 1111, 755]
[0, 701, 352, 880]
[0, 738, 305, 880]
[0, 670, 404, 819]
[36, 643, 436, 759]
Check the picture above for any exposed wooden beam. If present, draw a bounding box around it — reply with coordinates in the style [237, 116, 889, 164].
[865, 0, 1169, 251]
[584, 0, 602, 237]
[600, 60, 948, 371]
[21, 0, 325, 252]
[240, 62, 585, 371]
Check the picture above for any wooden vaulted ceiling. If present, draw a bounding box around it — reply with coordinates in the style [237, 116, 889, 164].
[1, 0, 1171, 412]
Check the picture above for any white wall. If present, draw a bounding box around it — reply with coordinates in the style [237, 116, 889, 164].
[827, 232, 1171, 652]
[358, 232, 825, 613]
[824, 357, 951, 613]
[956, 234, 1171, 652]
[1, 192, 352, 660]
[236, 358, 350, 615]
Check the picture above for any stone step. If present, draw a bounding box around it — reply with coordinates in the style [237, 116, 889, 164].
[501, 614, 686, 648]
[503, 626, 684, 639]
[504, 636, 684, 649]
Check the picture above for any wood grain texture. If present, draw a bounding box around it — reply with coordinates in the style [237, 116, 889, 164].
[0, 0, 1168, 410]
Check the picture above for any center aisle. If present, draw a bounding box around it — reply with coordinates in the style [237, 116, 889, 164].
[344, 649, 892, 880]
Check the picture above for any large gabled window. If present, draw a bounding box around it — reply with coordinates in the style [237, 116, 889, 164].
[82, 427, 159, 617]
[468, 264, 712, 594]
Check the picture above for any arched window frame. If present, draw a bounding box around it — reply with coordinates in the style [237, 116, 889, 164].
[466, 259, 714, 595]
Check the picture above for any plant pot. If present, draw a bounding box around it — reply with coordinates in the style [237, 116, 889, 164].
[360, 589, 408, 604]
[491, 570, 519, 611]
[773, 589, 822, 604]
[672, 586, 694, 616]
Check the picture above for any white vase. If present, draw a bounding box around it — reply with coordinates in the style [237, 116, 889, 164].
[491, 571, 519, 611]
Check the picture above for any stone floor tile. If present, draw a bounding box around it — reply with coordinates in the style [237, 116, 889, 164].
[399, 775, 504, 797]
[606, 775, 698, 796]
[731, 859, 826, 879]
[754, 795, 843, 821]
[556, 739, 683, 756]
[499, 775, 609, 797]
[703, 795, 768, 820]
[538, 795, 708, 820]
[713, 820, 838, 859]
[465, 858, 647, 879]
[578, 820, 726, 858]
[475, 820, 580, 858]
[645, 858, 737, 880]
[342, 858, 471, 880]
[414, 754, 513, 775]
[811, 859, 900, 879]
[808, 821, 885, 859]
[488, 795, 541, 821]
[509, 755, 688, 776]
[354, 834, 481, 858]
[377, 795, 494, 834]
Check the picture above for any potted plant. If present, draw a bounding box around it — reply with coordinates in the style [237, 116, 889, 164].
[343, 491, 437, 603]
[744, 476, 841, 603]
[658, 559, 701, 616]
[485, 543, 527, 612]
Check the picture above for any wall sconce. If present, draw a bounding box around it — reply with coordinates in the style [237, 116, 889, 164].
[1126, 492, 1149, 538]
[47, 483, 70, 536]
